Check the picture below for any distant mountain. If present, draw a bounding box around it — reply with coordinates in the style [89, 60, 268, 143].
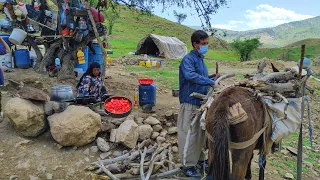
[191, 16, 320, 48]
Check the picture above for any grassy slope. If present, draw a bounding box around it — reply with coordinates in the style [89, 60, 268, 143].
[107, 6, 238, 61]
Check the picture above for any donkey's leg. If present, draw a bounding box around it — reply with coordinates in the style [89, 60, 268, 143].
[230, 148, 255, 180]
[245, 154, 254, 180]
[258, 154, 267, 180]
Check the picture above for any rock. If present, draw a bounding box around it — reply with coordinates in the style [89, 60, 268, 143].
[305, 162, 313, 169]
[84, 157, 90, 162]
[136, 117, 144, 125]
[48, 105, 101, 147]
[90, 146, 99, 153]
[111, 118, 125, 126]
[281, 149, 289, 155]
[138, 124, 153, 141]
[172, 146, 178, 153]
[56, 144, 63, 149]
[67, 168, 74, 176]
[17, 87, 49, 101]
[44, 101, 55, 115]
[83, 148, 90, 155]
[166, 122, 173, 127]
[160, 129, 167, 138]
[173, 113, 178, 121]
[34, 151, 41, 157]
[126, 114, 135, 121]
[152, 124, 163, 132]
[52, 102, 69, 113]
[167, 127, 177, 135]
[4, 97, 46, 137]
[165, 110, 174, 120]
[101, 121, 116, 132]
[156, 136, 166, 144]
[46, 173, 53, 180]
[284, 173, 294, 179]
[29, 175, 39, 180]
[151, 132, 160, 139]
[14, 140, 33, 148]
[100, 152, 112, 159]
[110, 120, 139, 149]
[96, 137, 110, 152]
[144, 116, 160, 125]
[9, 175, 18, 180]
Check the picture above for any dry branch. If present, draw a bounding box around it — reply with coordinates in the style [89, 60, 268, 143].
[145, 149, 168, 180]
[140, 147, 147, 180]
[258, 60, 267, 73]
[261, 70, 297, 82]
[168, 146, 173, 170]
[97, 159, 119, 180]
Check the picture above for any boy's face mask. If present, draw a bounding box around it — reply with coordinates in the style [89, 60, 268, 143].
[198, 45, 208, 55]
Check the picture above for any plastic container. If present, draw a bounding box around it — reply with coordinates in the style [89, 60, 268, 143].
[9, 28, 27, 45]
[145, 60, 151, 68]
[78, 18, 87, 30]
[138, 78, 154, 85]
[50, 85, 75, 102]
[0, 34, 11, 48]
[90, 7, 105, 23]
[77, 48, 85, 64]
[74, 46, 89, 72]
[14, 49, 31, 68]
[152, 61, 157, 67]
[88, 43, 103, 69]
[106, 57, 112, 64]
[0, 53, 12, 70]
[29, 51, 37, 68]
[139, 61, 145, 67]
[139, 84, 156, 106]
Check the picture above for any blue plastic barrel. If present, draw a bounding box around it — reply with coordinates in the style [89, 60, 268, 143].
[88, 43, 103, 69]
[139, 84, 156, 106]
[0, 34, 11, 49]
[14, 49, 31, 69]
[74, 46, 89, 72]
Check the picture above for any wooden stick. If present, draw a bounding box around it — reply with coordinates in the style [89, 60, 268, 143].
[98, 159, 119, 180]
[168, 146, 173, 170]
[92, 153, 130, 166]
[140, 147, 147, 180]
[145, 149, 168, 180]
[261, 71, 297, 82]
[298, 45, 306, 80]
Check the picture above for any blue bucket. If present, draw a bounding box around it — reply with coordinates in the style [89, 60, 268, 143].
[14, 49, 31, 69]
[88, 43, 103, 70]
[74, 46, 89, 72]
[0, 34, 11, 49]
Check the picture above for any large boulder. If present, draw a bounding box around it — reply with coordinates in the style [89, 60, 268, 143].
[4, 97, 45, 137]
[17, 87, 49, 101]
[110, 120, 139, 149]
[48, 105, 101, 147]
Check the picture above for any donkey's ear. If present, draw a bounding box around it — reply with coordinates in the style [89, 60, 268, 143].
[271, 63, 280, 72]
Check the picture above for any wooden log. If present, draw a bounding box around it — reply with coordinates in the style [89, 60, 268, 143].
[129, 168, 181, 180]
[168, 146, 173, 170]
[261, 70, 297, 82]
[145, 149, 168, 180]
[253, 81, 299, 93]
[258, 60, 267, 73]
[140, 147, 147, 180]
[97, 159, 119, 180]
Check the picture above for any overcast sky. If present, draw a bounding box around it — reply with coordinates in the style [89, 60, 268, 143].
[152, 0, 319, 31]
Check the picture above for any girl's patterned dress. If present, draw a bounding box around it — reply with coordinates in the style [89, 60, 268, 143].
[77, 75, 103, 99]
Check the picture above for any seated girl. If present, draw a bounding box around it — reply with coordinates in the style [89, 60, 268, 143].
[76, 62, 107, 100]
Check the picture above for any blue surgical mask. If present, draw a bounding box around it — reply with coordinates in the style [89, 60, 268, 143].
[198, 45, 208, 55]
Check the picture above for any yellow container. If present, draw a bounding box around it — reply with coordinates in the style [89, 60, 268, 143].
[107, 57, 112, 63]
[145, 61, 151, 68]
[156, 61, 161, 68]
[139, 61, 145, 67]
[76, 48, 85, 64]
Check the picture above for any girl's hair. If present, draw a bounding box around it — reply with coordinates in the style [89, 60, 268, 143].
[77, 62, 100, 88]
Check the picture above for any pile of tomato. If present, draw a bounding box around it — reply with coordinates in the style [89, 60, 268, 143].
[105, 98, 131, 114]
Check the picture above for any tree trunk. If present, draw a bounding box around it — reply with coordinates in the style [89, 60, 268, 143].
[109, 24, 113, 35]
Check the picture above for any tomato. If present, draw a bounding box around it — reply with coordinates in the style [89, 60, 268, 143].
[105, 99, 131, 114]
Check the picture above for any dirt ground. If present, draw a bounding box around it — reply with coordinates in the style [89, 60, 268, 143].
[0, 60, 319, 180]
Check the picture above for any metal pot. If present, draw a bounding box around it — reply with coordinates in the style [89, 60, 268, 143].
[104, 96, 132, 118]
[50, 85, 75, 102]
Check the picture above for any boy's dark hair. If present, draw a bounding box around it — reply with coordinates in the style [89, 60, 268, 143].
[191, 30, 209, 47]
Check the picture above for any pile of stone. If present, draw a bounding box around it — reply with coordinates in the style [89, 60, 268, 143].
[87, 111, 181, 179]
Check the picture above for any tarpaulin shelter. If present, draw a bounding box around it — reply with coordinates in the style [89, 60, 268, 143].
[136, 34, 187, 59]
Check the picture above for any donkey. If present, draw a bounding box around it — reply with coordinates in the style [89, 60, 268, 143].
[206, 86, 273, 180]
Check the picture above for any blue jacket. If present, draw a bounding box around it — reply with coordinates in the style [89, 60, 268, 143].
[0, 68, 4, 86]
[179, 50, 215, 106]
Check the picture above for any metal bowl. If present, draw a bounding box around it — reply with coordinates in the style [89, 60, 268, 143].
[104, 96, 132, 118]
[50, 85, 75, 102]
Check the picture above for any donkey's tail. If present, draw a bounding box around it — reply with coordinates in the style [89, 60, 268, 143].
[207, 102, 230, 180]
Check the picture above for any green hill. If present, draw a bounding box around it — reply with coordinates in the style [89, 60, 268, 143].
[107, 6, 237, 61]
[215, 16, 320, 48]
[284, 38, 320, 48]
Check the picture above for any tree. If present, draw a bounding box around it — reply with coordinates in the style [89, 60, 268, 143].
[173, 10, 187, 24]
[26, 0, 228, 81]
[230, 38, 262, 62]
[104, 7, 120, 35]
